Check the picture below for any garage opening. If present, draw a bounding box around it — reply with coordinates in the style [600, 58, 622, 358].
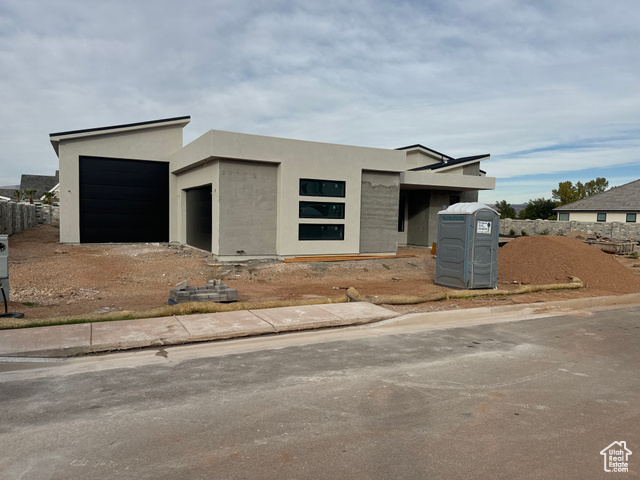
[79, 156, 169, 243]
[186, 185, 212, 251]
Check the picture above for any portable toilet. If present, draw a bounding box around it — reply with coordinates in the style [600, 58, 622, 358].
[435, 203, 499, 289]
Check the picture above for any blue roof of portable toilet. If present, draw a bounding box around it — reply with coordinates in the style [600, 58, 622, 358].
[437, 202, 498, 215]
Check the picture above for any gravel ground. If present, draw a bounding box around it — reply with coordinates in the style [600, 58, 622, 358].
[3, 225, 639, 324]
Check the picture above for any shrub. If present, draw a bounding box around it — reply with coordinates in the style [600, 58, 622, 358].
[521, 230, 528, 236]
[509, 229, 515, 236]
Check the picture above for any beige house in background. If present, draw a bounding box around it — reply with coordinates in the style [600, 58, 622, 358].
[554, 178, 640, 224]
[50, 116, 495, 260]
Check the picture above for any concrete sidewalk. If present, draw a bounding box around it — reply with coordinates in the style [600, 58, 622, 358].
[0, 302, 400, 357]
[1, 293, 639, 358]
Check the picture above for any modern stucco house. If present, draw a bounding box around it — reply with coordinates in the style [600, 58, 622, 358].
[554, 178, 640, 224]
[50, 116, 495, 260]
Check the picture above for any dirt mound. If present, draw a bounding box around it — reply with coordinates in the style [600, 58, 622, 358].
[498, 235, 640, 293]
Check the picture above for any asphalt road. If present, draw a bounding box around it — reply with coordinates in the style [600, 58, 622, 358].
[1, 306, 639, 479]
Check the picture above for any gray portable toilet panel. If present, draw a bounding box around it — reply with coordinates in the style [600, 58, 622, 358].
[435, 203, 499, 289]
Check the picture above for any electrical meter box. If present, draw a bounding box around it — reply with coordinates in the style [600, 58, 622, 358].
[0, 234, 8, 300]
[435, 203, 499, 289]
[0, 234, 8, 279]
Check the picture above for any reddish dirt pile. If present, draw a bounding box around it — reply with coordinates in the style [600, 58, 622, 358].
[498, 236, 640, 293]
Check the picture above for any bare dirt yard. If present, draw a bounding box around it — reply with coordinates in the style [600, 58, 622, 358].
[4, 225, 640, 324]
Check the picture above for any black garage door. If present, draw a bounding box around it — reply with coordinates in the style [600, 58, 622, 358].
[79, 156, 169, 243]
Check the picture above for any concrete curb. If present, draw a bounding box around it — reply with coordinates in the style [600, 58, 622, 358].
[0, 302, 400, 358]
[375, 293, 640, 330]
[1, 294, 639, 358]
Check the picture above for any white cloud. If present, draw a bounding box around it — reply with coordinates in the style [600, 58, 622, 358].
[1, 0, 639, 203]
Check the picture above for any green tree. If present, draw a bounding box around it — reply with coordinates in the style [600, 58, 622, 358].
[13, 190, 21, 202]
[42, 191, 55, 205]
[22, 188, 37, 205]
[552, 177, 609, 205]
[583, 177, 609, 196]
[518, 198, 558, 220]
[495, 200, 516, 219]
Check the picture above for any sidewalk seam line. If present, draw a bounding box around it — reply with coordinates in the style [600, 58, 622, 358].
[173, 315, 190, 335]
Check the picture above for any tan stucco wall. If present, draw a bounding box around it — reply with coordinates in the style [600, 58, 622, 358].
[405, 150, 441, 170]
[169, 130, 407, 257]
[55, 125, 185, 243]
[401, 170, 495, 191]
[567, 212, 638, 223]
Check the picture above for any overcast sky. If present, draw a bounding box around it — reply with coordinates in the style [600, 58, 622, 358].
[1, 0, 638, 203]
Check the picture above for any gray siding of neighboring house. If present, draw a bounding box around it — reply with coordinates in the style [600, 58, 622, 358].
[359, 171, 400, 253]
[218, 160, 278, 256]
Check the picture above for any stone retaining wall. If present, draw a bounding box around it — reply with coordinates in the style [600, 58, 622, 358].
[500, 218, 640, 240]
[0, 202, 37, 235]
[35, 204, 60, 227]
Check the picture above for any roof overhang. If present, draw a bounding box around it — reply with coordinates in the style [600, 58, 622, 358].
[400, 170, 496, 191]
[49, 116, 191, 156]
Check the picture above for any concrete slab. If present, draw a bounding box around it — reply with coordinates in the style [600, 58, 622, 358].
[177, 310, 275, 341]
[0, 323, 91, 357]
[315, 302, 400, 324]
[91, 316, 189, 352]
[250, 305, 345, 332]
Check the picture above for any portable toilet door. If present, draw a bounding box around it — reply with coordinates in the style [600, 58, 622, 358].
[468, 205, 499, 288]
[435, 203, 499, 289]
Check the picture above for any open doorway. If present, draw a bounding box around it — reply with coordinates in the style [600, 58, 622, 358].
[186, 185, 212, 251]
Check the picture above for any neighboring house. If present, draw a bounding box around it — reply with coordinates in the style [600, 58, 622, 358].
[554, 178, 640, 224]
[0, 186, 19, 200]
[20, 171, 59, 200]
[49, 116, 495, 260]
[40, 183, 60, 203]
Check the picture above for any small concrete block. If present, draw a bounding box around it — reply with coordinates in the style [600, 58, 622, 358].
[316, 302, 400, 325]
[177, 310, 275, 341]
[91, 316, 190, 352]
[175, 280, 188, 290]
[250, 305, 345, 332]
[0, 323, 91, 357]
[226, 291, 239, 301]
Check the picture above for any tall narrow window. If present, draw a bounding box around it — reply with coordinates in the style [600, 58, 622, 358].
[398, 193, 406, 232]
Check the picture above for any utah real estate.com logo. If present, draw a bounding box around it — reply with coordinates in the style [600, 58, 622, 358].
[600, 441, 632, 473]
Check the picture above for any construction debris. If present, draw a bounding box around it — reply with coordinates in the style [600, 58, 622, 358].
[169, 279, 238, 305]
[284, 254, 415, 263]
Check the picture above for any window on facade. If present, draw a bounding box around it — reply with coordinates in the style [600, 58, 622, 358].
[597, 213, 607, 222]
[558, 213, 569, 221]
[300, 179, 345, 197]
[299, 224, 344, 241]
[627, 213, 637, 223]
[398, 193, 406, 232]
[299, 201, 345, 219]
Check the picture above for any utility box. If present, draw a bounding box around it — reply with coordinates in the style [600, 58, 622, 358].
[435, 203, 499, 289]
[0, 234, 8, 300]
